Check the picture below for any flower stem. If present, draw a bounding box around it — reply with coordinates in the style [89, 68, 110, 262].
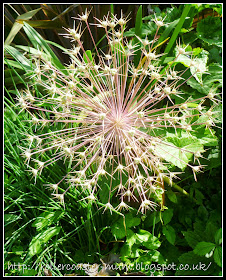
[163, 175, 198, 204]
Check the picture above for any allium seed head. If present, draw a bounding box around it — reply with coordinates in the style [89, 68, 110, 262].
[19, 11, 220, 214]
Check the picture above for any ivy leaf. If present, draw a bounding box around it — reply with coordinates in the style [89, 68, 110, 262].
[162, 225, 176, 245]
[193, 241, 216, 256]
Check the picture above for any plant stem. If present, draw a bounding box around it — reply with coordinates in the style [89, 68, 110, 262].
[163, 175, 198, 204]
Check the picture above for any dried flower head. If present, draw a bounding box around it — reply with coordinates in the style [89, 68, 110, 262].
[19, 11, 220, 214]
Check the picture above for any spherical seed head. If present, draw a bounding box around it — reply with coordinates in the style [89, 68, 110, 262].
[181, 103, 188, 110]
[139, 199, 157, 214]
[69, 29, 81, 40]
[32, 116, 39, 124]
[37, 160, 44, 168]
[195, 151, 202, 158]
[20, 12, 218, 214]
[154, 86, 161, 93]
[64, 147, 72, 156]
[206, 119, 213, 127]
[206, 110, 213, 117]
[146, 52, 156, 60]
[53, 193, 64, 204]
[116, 201, 130, 211]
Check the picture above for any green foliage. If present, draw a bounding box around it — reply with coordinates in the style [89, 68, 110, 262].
[197, 16, 222, 47]
[4, 3, 222, 277]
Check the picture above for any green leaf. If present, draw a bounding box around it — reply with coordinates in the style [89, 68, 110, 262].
[17, 19, 63, 29]
[5, 7, 42, 45]
[156, 133, 204, 170]
[21, 269, 37, 276]
[4, 45, 32, 70]
[162, 208, 174, 224]
[134, 5, 142, 67]
[135, 5, 143, 38]
[176, 251, 214, 275]
[214, 246, 222, 267]
[158, 18, 180, 45]
[83, 50, 93, 64]
[214, 228, 222, 245]
[190, 49, 209, 84]
[187, 63, 222, 94]
[22, 22, 64, 70]
[125, 213, 141, 228]
[32, 210, 63, 231]
[111, 220, 127, 240]
[192, 126, 218, 147]
[4, 213, 21, 226]
[12, 245, 24, 255]
[161, 4, 191, 62]
[162, 225, 176, 245]
[195, 190, 204, 205]
[193, 241, 216, 256]
[166, 190, 178, 203]
[28, 226, 61, 256]
[136, 229, 161, 250]
[126, 229, 137, 248]
[182, 230, 202, 249]
[136, 229, 151, 242]
[111, 213, 141, 240]
[197, 16, 222, 47]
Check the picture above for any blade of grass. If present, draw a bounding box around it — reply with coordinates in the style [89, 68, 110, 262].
[17, 19, 63, 29]
[134, 5, 143, 67]
[5, 7, 42, 45]
[22, 22, 65, 70]
[4, 45, 31, 70]
[160, 4, 191, 63]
